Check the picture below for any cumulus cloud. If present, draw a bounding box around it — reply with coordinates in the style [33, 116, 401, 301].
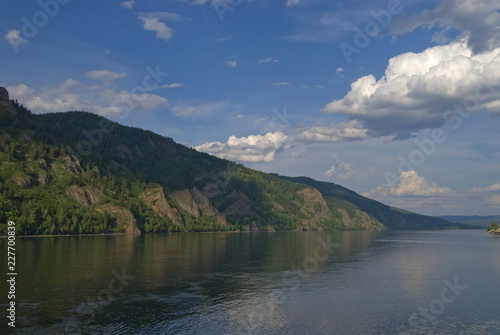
[390, 0, 500, 54]
[120, 1, 136, 9]
[471, 183, 500, 192]
[136, 12, 188, 42]
[138, 16, 173, 41]
[323, 41, 500, 139]
[7, 79, 168, 118]
[363, 170, 452, 209]
[195, 132, 290, 163]
[394, 171, 452, 196]
[4, 29, 27, 47]
[296, 120, 370, 143]
[325, 155, 354, 180]
[192, 119, 372, 164]
[85, 70, 127, 85]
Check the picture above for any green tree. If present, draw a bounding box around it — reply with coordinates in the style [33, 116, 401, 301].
[488, 221, 499, 232]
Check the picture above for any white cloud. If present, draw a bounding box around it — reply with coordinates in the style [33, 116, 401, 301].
[390, 0, 500, 54]
[120, 1, 136, 9]
[195, 132, 290, 163]
[395, 171, 452, 196]
[99, 88, 169, 112]
[85, 70, 127, 85]
[323, 41, 500, 138]
[295, 120, 370, 143]
[138, 16, 174, 41]
[335, 67, 345, 78]
[4, 29, 27, 47]
[226, 61, 238, 68]
[286, 0, 301, 8]
[258, 57, 280, 64]
[273, 82, 290, 86]
[146, 83, 182, 90]
[136, 12, 190, 22]
[7, 79, 168, 118]
[472, 183, 500, 192]
[325, 155, 354, 180]
[364, 171, 452, 200]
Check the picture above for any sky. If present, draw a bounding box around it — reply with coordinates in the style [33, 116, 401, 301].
[1, 0, 499, 216]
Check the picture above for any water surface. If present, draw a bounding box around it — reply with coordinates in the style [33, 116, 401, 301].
[2, 230, 500, 334]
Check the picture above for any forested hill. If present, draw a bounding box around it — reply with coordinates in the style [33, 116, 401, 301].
[279, 176, 463, 230]
[0, 87, 466, 235]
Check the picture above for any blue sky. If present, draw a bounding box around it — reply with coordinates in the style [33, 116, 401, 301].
[1, 0, 500, 216]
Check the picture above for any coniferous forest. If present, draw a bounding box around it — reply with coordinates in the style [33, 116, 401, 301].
[0, 88, 467, 235]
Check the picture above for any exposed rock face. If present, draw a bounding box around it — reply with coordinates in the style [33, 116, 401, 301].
[0, 87, 15, 115]
[12, 173, 33, 188]
[334, 206, 384, 230]
[65, 185, 105, 206]
[64, 156, 82, 174]
[39, 159, 51, 171]
[38, 171, 52, 185]
[296, 188, 331, 229]
[96, 204, 141, 235]
[169, 187, 226, 224]
[139, 187, 183, 225]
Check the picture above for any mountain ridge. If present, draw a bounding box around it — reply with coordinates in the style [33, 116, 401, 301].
[0, 87, 469, 234]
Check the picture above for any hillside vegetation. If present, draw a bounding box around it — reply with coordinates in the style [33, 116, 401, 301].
[0, 87, 465, 235]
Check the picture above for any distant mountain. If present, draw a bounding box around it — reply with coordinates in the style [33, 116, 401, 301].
[437, 215, 500, 228]
[0, 87, 468, 235]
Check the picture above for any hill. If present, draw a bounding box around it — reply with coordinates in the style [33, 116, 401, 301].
[0, 87, 465, 235]
[437, 215, 500, 228]
[279, 176, 465, 230]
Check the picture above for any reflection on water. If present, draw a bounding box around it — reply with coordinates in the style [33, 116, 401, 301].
[1, 230, 499, 334]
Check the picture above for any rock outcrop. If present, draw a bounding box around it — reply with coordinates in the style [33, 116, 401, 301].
[96, 204, 141, 235]
[12, 173, 33, 188]
[38, 171, 52, 185]
[296, 188, 331, 229]
[64, 156, 82, 174]
[169, 187, 227, 225]
[139, 187, 183, 225]
[0, 87, 15, 115]
[39, 159, 51, 171]
[65, 185, 105, 206]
